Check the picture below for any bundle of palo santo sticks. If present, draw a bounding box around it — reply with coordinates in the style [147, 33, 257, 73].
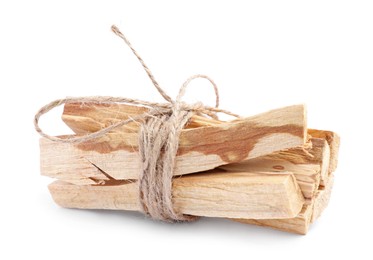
[38, 102, 339, 234]
[36, 25, 340, 234]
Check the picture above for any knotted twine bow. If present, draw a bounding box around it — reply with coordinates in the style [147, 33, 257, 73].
[34, 25, 240, 222]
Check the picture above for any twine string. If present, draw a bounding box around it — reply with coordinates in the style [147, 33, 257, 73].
[34, 25, 239, 222]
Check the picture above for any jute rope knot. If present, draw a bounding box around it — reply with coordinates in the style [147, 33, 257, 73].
[34, 25, 239, 222]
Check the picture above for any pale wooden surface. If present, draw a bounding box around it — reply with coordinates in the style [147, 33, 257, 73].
[40, 104, 307, 184]
[220, 137, 330, 199]
[234, 204, 313, 235]
[311, 174, 335, 222]
[40, 102, 340, 233]
[228, 132, 340, 234]
[62, 102, 222, 133]
[48, 171, 305, 219]
[233, 174, 335, 234]
[308, 129, 340, 180]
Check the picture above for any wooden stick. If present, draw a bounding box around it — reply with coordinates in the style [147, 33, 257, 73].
[226, 133, 338, 234]
[233, 204, 313, 235]
[40, 105, 307, 184]
[48, 171, 305, 219]
[308, 130, 340, 175]
[219, 137, 330, 199]
[233, 135, 339, 233]
[62, 102, 223, 134]
[311, 174, 335, 222]
[232, 174, 335, 235]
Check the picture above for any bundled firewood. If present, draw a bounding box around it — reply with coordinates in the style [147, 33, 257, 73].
[35, 25, 340, 234]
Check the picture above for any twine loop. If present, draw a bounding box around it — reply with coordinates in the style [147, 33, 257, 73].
[34, 25, 239, 222]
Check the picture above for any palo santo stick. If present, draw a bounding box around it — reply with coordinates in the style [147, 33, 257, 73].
[233, 174, 335, 234]
[308, 130, 340, 174]
[311, 174, 335, 222]
[41, 105, 307, 184]
[48, 171, 305, 219]
[220, 158, 321, 199]
[219, 137, 330, 199]
[62, 104, 334, 157]
[62, 102, 223, 134]
[268, 137, 331, 184]
[234, 204, 313, 235]
[227, 133, 337, 234]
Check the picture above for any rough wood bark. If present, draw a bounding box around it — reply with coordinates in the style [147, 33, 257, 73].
[40, 104, 307, 184]
[48, 171, 305, 219]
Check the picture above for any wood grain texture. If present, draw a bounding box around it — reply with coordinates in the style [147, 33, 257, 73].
[233, 204, 313, 235]
[38, 102, 340, 233]
[306, 130, 339, 186]
[227, 131, 338, 234]
[219, 137, 330, 199]
[40, 104, 307, 184]
[311, 174, 335, 222]
[48, 171, 305, 219]
[308, 129, 340, 173]
[233, 174, 335, 234]
[62, 102, 222, 133]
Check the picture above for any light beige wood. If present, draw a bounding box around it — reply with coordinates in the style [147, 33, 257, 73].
[268, 137, 331, 184]
[60, 102, 339, 187]
[311, 174, 335, 222]
[62, 102, 223, 133]
[234, 204, 313, 235]
[38, 101, 340, 233]
[227, 131, 337, 234]
[219, 137, 330, 199]
[40, 104, 307, 184]
[48, 171, 305, 219]
[308, 130, 340, 173]
[221, 159, 320, 199]
[233, 173, 335, 234]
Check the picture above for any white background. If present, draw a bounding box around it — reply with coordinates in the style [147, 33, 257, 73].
[1, 1, 372, 259]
